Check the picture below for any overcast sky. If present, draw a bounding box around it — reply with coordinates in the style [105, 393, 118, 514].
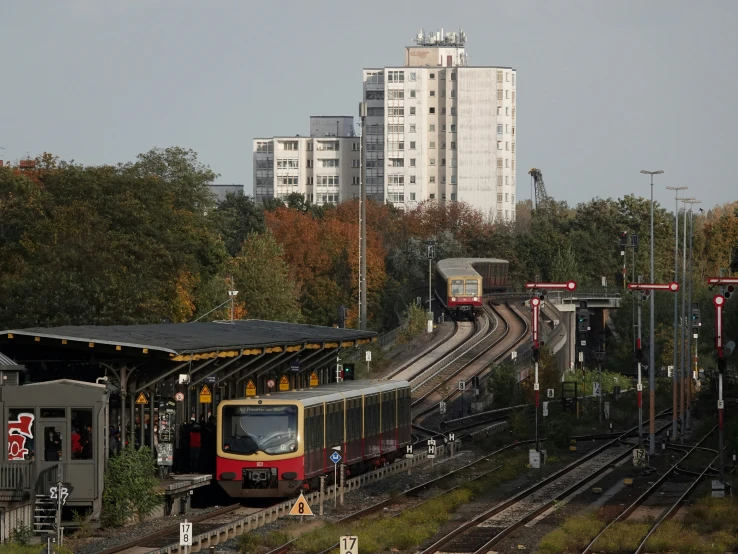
[3, 1, 737, 210]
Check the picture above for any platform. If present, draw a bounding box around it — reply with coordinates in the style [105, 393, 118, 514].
[156, 474, 212, 517]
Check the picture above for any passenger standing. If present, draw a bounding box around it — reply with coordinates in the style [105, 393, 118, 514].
[71, 428, 82, 459]
[189, 418, 202, 473]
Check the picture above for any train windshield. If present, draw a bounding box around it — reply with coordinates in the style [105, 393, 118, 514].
[451, 279, 464, 295]
[465, 280, 478, 296]
[221, 405, 298, 455]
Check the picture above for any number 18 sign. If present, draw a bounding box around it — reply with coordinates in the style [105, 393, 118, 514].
[340, 536, 359, 554]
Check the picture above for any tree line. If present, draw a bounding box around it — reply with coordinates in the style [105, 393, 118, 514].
[1, 148, 736, 372]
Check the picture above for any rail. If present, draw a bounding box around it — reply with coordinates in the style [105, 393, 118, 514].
[411, 312, 491, 393]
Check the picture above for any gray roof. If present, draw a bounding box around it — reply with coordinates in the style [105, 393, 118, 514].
[1, 320, 376, 358]
[436, 258, 508, 279]
[0, 351, 23, 370]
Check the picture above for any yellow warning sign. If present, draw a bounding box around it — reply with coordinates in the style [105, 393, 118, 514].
[279, 375, 290, 391]
[199, 384, 212, 403]
[135, 392, 148, 405]
[288, 493, 314, 516]
[309, 372, 319, 387]
[245, 379, 257, 397]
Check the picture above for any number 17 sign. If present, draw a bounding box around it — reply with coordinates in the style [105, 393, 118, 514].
[341, 536, 359, 554]
[180, 520, 192, 546]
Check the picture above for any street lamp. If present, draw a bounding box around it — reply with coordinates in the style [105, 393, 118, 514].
[640, 169, 664, 455]
[678, 196, 696, 439]
[666, 185, 687, 440]
[685, 199, 701, 432]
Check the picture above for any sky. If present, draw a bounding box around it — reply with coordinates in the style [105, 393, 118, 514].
[2, 0, 737, 211]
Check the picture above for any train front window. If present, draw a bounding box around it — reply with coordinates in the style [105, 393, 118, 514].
[451, 280, 464, 295]
[465, 280, 479, 296]
[222, 405, 298, 455]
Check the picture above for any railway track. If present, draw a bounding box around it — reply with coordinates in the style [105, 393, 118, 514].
[417, 413, 674, 554]
[581, 426, 720, 554]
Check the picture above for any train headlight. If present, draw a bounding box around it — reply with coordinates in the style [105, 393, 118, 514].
[473, 297, 478, 301]
[452, 297, 456, 302]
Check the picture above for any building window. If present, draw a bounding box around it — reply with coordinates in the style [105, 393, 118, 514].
[450, 72, 456, 81]
[441, 158, 446, 166]
[410, 175, 416, 184]
[450, 175, 457, 184]
[389, 158, 404, 167]
[450, 90, 456, 98]
[497, 158, 503, 169]
[410, 90, 416, 98]
[351, 159, 359, 168]
[497, 175, 503, 185]
[497, 70, 503, 83]
[512, 142, 515, 153]
[450, 124, 456, 132]
[429, 142, 435, 149]
[450, 107, 457, 115]
[388, 193, 404, 203]
[512, 91, 515, 103]
[410, 141, 416, 149]
[387, 70, 404, 83]
[429, 90, 435, 97]
[387, 107, 404, 117]
[429, 107, 435, 114]
[316, 176, 339, 185]
[388, 174, 404, 185]
[353, 177, 360, 185]
[307, 177, 313, 185]
[256, 141, 273, 153]
[505, 158, 509, 168]
[441, 124, 446, 132]
[366, 90, 384, 100]
[430, 177, 436, 184]
[497, 193, 503, 203]
[506, 176, 509, 185]
[512, 108, 515, 119]
[367, 107, 384, 116]
[280, 141, 299, 151]
[409, 124, 416, 133]
[505, 193, 509, 202]
[497, 124, 503, 135]
[321, 159, 339, 168]
[450, 158, 457, 167]
[388, 89, 404, 99]
[512, 126, 515, 136]
[512, 194, 515, 203]
[506, 90, 509, 99]
[505, 107, 509, 116]
[497, 210, 503, 220]
[506, 124, 509, 133]
[429, 124, 435, 131]
[512, 160, 515, 170]
[429, 158, 435, 165]
[429, 72, 435, 79]
[410, 158, 416, 166]
[441, 176, 446, 184]
[497, 90, 503, 101]
[441, 142, 446, 149]
[430, 193, 435, 199]
[365, 71, 384, 85]
[450, 142, 456, 150]
[441, 107, 446, 115]
[410, 72, 416, 81]
[410, 107, 416, 115]
[497, 141, 502, 150]
[410, 192, 416, 200]
[497, 107, 501, 115]
[505, 142, 509, 151]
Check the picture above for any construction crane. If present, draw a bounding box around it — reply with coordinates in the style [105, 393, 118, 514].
[528, 168, 549, 209]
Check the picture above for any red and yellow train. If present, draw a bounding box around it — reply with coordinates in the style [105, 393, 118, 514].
[435, 258, 509, 320]
[216, 380, 411, 498]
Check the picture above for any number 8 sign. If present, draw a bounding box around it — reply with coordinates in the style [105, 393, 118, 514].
[340, 536, 359, 554]
[179, 521, 192, 546]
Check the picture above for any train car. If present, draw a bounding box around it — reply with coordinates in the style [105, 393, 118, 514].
[216, 380, 411, 498]
[470, 259, 509, 294]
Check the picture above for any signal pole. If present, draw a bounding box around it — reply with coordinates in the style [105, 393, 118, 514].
[679, 197, 695, 440]
[358, 102, 367, 330]
[685, 200, 700, 430]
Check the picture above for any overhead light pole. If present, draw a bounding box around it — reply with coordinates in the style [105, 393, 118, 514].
[677, 196, 695, 440]
[666, 185, 687, 440]
[358, 102, 367, 330]
[641, 169, 664, 455]
[685, 199, 701, 431]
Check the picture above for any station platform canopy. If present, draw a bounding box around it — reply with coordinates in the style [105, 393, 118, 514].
[0, 320, 376, 362]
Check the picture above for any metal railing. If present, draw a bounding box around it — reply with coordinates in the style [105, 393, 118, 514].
[0, 462, 33, 493]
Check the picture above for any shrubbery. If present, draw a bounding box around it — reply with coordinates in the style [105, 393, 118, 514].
[102, 447, 162, 527]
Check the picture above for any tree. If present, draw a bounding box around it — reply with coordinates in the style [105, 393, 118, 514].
[551, 242, 581, 284]
[102, 447, 162, 527]
[229, 232, 301, 322]
[213, 193, 265, 256]
[488, 362, 519, 408]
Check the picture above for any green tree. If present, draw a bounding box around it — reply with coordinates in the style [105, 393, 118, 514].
[488, 362, 519, 408]
[230, 232, 301, 322]
[213, 192, 265, 256]
[551, 242, 581, 284]
[102, 447, 162, 527]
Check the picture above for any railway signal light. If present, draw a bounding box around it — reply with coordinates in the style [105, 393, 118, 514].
[343, 363, 355, 380]
[725, 285, 735, 299]
[619, 231, 628, 249]
[532, 347, 540, 362]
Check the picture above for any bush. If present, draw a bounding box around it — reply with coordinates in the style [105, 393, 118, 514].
[9, 524, 33, 546]
[102, 446, 163, 527]
[538, 514, 604, 554]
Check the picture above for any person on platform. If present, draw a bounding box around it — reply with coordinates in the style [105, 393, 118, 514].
[71, 428, 82, 459]
[189, 417, 202, 473]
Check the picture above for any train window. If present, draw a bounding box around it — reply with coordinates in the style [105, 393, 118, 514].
[221, 404, 298, 455]
[451, 279, 464, 295]
[465, 280, 479, 296]
[71, 409, 93, 460]
[8, 408, 35, 461]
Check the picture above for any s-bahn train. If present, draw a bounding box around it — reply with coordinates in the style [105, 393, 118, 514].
[216, 380, 411, 498]
[435, 258, 509, 320]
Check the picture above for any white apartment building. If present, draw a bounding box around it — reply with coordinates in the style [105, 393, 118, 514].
[362, 29, 516, 221]
[253, 116, 360, 205]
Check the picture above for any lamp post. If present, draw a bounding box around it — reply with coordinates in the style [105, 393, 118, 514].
[427, 240, 436, 332]
[641, 169, 664, 455]
[358, 103, 367, 330]
[677, 196, 695, 440]
[685, 199, 701, 431]
[666, 185, 687, 440]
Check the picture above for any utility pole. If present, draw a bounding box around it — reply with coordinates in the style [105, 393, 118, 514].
[666, 185, 687, 440]
[636, 281, 644, 447]
[358, 102, 367, 331]
[679, 197, 695, 440]
[686, 200, 700, 430]
[641, 169, 664, 455]
[427, 240, 436, 332]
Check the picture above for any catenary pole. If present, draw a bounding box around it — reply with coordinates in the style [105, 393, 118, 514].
[359, 103, 367, 330]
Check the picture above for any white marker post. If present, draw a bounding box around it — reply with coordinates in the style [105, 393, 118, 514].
[330, 449, 342, 508]
[180, 520, 192, 554]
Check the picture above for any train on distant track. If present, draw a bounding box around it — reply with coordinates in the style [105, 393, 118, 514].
[435, 258, 509, 320]
[216, 380, 412, 498]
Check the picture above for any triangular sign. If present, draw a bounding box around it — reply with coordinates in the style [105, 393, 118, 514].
[135, 392, 148, 404]
[200, 385, 211, 396]
[288, 493, 314, 516]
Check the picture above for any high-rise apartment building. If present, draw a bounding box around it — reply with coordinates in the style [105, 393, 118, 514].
[362, 29, 516, 221]
[253, 116, 360, 205]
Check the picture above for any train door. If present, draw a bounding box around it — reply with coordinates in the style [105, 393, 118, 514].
[38, 413, 67, 478]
